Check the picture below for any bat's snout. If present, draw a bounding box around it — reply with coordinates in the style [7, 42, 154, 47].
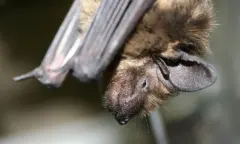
[115, 115, 130, 125]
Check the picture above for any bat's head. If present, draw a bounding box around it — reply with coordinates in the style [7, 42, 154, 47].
[103, 58, 171, 125]
[104, 49, 217, 125]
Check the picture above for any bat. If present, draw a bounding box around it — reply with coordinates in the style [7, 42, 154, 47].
[13, 0, 217, 125]
[103, 0, 217, 125]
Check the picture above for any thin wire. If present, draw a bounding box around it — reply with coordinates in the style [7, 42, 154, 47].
[149, 109, 169, 144]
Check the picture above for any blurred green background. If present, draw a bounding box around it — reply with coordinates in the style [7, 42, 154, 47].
[0, 0, 238, 143]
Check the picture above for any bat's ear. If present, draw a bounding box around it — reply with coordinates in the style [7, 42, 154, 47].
[154, 51, 217, 92]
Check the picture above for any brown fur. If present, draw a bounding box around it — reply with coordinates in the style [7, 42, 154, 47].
[103, 57, 172, 118]
[79, 0, 215, 120]
[123, 0, 215, 58]
[79, 0, 215, 57]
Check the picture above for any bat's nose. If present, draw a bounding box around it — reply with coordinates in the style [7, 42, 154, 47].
[115, 115, 130, 125]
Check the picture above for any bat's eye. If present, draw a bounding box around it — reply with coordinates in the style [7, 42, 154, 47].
[137, 78, 148, 91]
[141, 79, 148, 89]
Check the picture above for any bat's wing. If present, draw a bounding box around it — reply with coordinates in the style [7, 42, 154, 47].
[13, 0, 81, 87]
[72, 0, 156, 81]
[13, 0, 155, 87]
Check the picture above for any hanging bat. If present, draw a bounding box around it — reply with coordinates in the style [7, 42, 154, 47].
[103, 0, 217, 125]
[13, 0, 217, 125]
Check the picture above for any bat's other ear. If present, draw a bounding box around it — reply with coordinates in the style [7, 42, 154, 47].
[154, 51, 217, 92]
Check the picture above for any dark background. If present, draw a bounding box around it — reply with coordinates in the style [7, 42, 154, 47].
[0, 0, 239, 144]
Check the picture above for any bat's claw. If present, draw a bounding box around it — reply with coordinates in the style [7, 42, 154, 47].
[13, 66, 68, 88]
[13, 68, 41, 81]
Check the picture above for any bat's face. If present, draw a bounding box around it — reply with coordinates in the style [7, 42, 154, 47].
[104, 68, 147, 125]
[104, 45, 217, 125]
[104, 60, 148, 125]
[104, 58, 171, 125]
